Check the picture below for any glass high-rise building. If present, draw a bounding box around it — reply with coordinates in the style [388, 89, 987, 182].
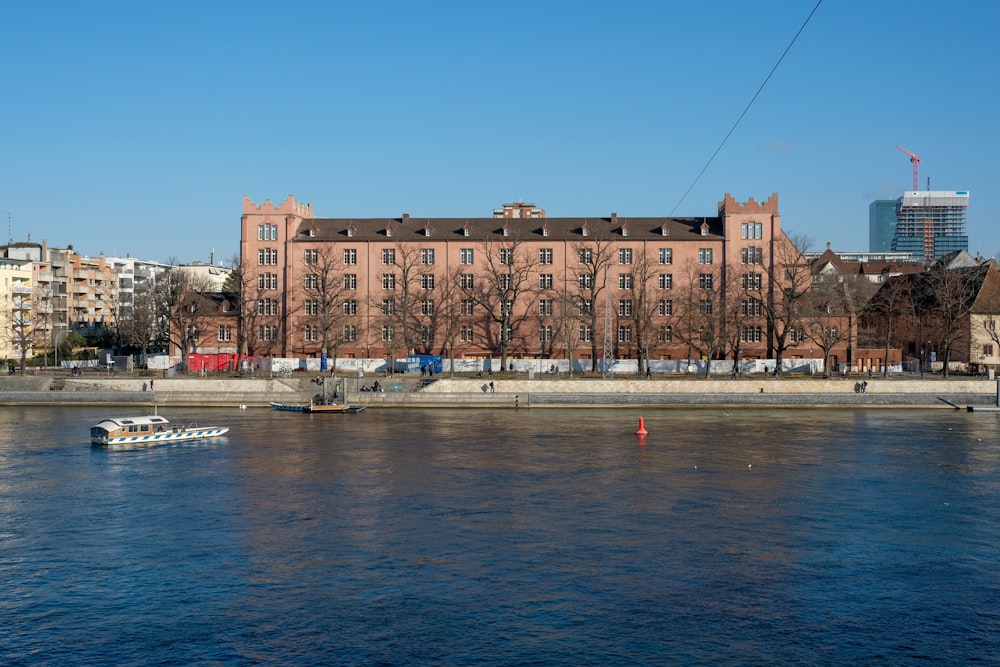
[869, 200, 898, 252]
[890, 191, 969, 263]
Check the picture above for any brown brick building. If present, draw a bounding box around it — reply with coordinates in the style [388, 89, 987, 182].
[239, 192, 823, 370]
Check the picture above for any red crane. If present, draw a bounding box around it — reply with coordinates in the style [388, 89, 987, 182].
[897, 145, 922, 191]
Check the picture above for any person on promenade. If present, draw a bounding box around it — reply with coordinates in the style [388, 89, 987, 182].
[489, 381, 495, 393]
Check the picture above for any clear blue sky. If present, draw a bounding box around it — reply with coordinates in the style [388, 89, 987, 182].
[2, 1, 998, 264]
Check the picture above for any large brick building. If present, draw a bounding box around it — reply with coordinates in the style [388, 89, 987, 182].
[238, 192, 831, 370]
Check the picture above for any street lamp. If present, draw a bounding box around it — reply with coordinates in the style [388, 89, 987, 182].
[919, 348, 924, 379]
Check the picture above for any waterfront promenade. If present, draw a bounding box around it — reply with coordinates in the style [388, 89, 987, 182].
[0, 373, 997, 409]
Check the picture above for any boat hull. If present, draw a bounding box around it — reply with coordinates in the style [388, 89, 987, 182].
[270, 401, 366, 414]
[92, 427, 230, 447]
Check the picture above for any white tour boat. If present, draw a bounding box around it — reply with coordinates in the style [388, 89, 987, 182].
[90, 415, 229, 446]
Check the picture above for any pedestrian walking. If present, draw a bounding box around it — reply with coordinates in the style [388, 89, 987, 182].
[489, 381, 495, 393]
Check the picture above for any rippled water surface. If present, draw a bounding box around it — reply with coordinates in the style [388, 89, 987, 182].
[2, 406, 999, 665]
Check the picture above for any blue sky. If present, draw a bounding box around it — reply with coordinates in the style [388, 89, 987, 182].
[2, 1, 997, 264]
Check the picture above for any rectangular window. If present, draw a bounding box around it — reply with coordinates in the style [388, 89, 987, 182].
[381, 325, 394, 342]
[420, 274, 435, 290]
[539, 274, 553, 289]
[579, 325, 593, 342]
[305, 299, 318, 316]
[460, 326, 475, 342]
[617, 325, 632, 342]
[381, 299, 395, 315]
[258, 224, 278, 241]
[258, 273, 278, 290]
[421, 299, 434, 315]
[257, 325, 278, 341]
[742, 273, 763, 290]
[539, 325, 553, 342]
[698, 248, 713, 264]
[382, 248, 396, 265]
[618, 248, 633, 264]
[659, 248, 673, 265]
[659, 274, 672, 290]
[539, 248, 553, 264]
[217, 325, 231, 342]
[343, 299, 357, 315]
[699, 299, 713, 315]
[304, 274, 318, 289]
[343, 274, 357, 290]
[304, 249, 318, 265]
[460, 274, 474, 290]
[741, 246, 763, 264]
[741, 326, 763, 343]
[579, 299, 592, 315]
[578, 248, 593, 264]
[499, 275, 512, 290]
[658, 299, 672, 316]
[421, 248, 435, 265]
[658, 325, 673, 343]
[741, 298, 762, 316]
[618, 299, 633, 317]
[539, 299, 553, 316]
[499, 248, 513, 265]
[699, 274, 714, 290]
[461, 299, 475, 316]
[304, 325, 318, 342]
[460, 248, 475, 265]
[578, 273, 593, 290]
[619, 273, 633, 290]
[984, 344, 994, 356]
[382, 274, 396, 290]
[343, 249, 357, 265]
[343, 325, 357, 342]
[741, 221, 763, 239]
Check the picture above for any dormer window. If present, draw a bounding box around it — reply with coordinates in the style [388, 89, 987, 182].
[582, 224, 590, 237]
[463, 225, 470, 237]
[386, 226, 394, 238]
[660, 224, 669, 237]
[502, 225, 510, 237]
[542, 225, 550, 237]
[424, 225, 432, 237]
[621, 223, 629, 237]
[308, 227, 316, 237]
[346, 227, 354, 238]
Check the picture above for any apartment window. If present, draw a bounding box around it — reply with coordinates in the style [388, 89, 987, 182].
[539, 248, 553, 264]
[258, 248, 278, 265]
[741, 246, 763, 264]
[304, 274, 319, 289]
[789, 327, 805, 344]
[460, 326, 474, 342]
[304, 325, 318, 342]
[382, 248, 396, 265]
[618, 299, 633, 316]
[420, 325, 432, 343]
[579, 325, 593, 342]
[619, 248, 633, 264]
[420, 274, 435, 290]
[381, 299, 395, 315]
[343, 325, 357, 342]
[539, 274, 553, 289]
[421, 248, 435, 265]
[699, 299, 714, 315]
[343, 249, 357, 265]
[304, 249, 318, 265]
[305, 299, 319, 316]
[539, 325, 553, 342]
[579, 248, 593, 264]
[741, 221, 763, 239]
[343, 274, 357, 290]
[460, 274, 475, 290]
[578, 273, 593, 290]
[382, 274, 396, 290]
[539, 299, 553, 316]
[460, 299, 475, 316]
[825, 326, 839, 339]
[500, 325, 513, 341]
[741, 326, 763, 343]
[258, 273, 277, 290]
[618, 325, 632, 343]
[343, 299, 357, 315]
[658, 325, 673, 343]
[699, 274, 714, 290]
[381, 325, 394, 342]
[619, 273, 633, 290]
[256, 299, 279, 315]
[499, 275, 512, 290]
[217, 325, 231, 342]
[257, 325, 278, 341]
[698, 248, 714, 265]
[257, 223, 278, 241]
[742, 273, 763, 290]
[579, 299, 593, 315]
[499, 248, 513, 265]
[659, 248, 673, 265]
[460, 248, 475, 265]
[659, 274, 673, 290]
[658, 299, 672, 316]
[984, 344, 995, 356]
[421, 299, 435, 315]
[741, 298, 762, 316]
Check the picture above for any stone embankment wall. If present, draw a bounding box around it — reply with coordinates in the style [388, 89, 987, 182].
[0, 375, 997, 408]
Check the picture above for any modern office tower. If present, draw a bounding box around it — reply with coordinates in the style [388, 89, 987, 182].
[891, 191, 969, 263]
[869, 200, 898, 252]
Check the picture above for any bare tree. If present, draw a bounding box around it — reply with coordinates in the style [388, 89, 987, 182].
[799, 277, 854, 378]
[628, 248, 660, 377]
[299, 246, 352, 369]
[123, 278, 162, 365]
[158, 268, 214, 372]
[571, 236, 615, 371]
[922, 265, 987, 378]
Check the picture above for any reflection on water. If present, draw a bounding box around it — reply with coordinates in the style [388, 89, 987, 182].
[1, 406, 998, 665]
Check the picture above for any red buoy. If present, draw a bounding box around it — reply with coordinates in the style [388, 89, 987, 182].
[636, 417, 648, 436]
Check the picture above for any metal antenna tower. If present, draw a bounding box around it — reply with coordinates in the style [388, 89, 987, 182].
[601, 267, 614, 377]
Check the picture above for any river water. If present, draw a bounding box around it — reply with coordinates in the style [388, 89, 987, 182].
[1, 406, 999, 666]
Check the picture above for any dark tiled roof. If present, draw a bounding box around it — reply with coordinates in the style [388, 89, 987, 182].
[291, 216, 724, 243]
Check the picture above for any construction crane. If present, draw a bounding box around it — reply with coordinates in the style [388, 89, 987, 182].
[897, 145, 922, 191]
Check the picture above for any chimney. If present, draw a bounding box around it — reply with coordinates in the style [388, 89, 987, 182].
[402, 213, 410, 222]
[611, 212, 618, 224]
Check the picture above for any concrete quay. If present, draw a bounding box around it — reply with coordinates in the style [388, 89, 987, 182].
[0, 374, 998, 409]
